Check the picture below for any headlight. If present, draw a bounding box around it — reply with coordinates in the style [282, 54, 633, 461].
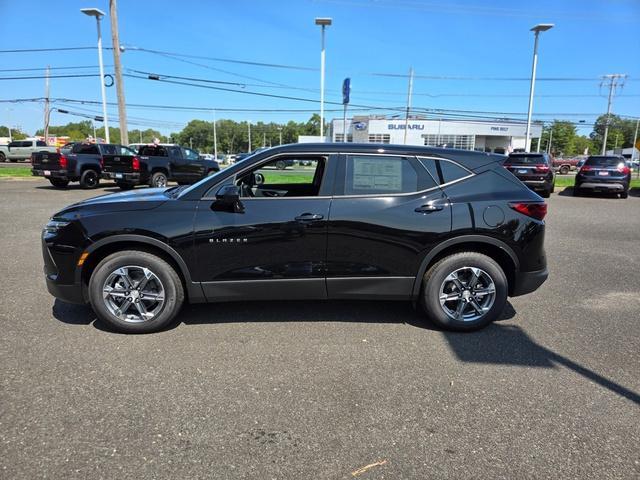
[44, 218, 71, 234]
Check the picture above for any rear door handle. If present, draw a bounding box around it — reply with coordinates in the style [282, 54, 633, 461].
[295, 213, 324, 221]
[415, 204, 444, 213]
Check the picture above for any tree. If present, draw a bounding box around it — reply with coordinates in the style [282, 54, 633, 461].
[0, 125, 27, 140]
[590, 114, 637, 153]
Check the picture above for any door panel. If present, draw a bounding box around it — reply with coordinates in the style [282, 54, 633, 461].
[194, 197, 331, 301]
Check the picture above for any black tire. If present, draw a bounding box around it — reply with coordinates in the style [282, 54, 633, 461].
[0, 153, 5, 162]
[275, 160, 286, 170]
[116, 182, 135, 190]
[207, 169, 217, 176]
[150, 171, 168, 188]
[49, 178, 69, 188]
[559, 165, 569, 175]
[540, 188, 551, 198]
[421, 252, 508, 332]
[88, 250, 184, 334]
[620, 189, 628, 199]
[79, 169, 100, 189]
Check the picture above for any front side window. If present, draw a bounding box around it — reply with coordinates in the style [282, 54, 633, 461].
[184, 148, 200, 160]
[21, 141, 33, 147]
[36, 140, 47, 147]
[344, 155, 436, 195]
[236, 156, 326, 198]
[72, 143, 100, 155]
[8, 141, 20, 148]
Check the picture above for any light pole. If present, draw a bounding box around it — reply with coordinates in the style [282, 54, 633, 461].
[524, 23, 553, 153]
[278, 126, 283, 145]
[247, 121, 252, 152]
[81, 7, 110, 143]
[315, 17, 332, 140]
[212, 109, 218, 161]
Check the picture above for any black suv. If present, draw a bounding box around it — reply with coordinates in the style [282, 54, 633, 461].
[574, 155, 631, 198]
[42, 144, 548, 333]
[503, 152, 555, 198]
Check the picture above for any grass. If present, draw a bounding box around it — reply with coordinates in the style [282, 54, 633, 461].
[0, 167, 33, 178]
[260, 171, 314, 184]
[554, 175, 640, 188]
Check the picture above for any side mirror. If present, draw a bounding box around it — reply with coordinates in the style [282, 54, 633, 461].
[214, 185, 244, 213]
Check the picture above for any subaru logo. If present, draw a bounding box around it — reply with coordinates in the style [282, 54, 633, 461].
[353, 122, 367, 131]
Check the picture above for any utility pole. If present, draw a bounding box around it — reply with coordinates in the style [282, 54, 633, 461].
[263, 131, 266, 148]
[633, 118, 639, 178]
[247, 121, 252, 152]
[278, 126, 283, 145]
[403, 67, 414, 145]
[109, 0, 128, 145]
[212, 109, 218, 161]
[43, 66, 50, 144]
[7, 108, 12, 142]
[600, 74, 626, 155]
[547, 127, 553, 154]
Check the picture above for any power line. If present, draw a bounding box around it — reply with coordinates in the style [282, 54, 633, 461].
[0, 65, 110, 73]
[0, 47, 97, 53]
[0, 73, 104, 81]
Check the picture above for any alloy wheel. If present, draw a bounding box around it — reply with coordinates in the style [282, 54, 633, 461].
[102, 266, 165, 323]
[438, 267, 496, 322]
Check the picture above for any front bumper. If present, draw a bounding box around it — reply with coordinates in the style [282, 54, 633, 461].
[511, 267, 548, 297]
[45, 274, 85, 304]
[102, 172, 141, 183]
[32, 169, 68, 180]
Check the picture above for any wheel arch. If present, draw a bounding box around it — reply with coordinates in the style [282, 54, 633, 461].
[412, 235, 520, 299]
[77, 235, 204, 302]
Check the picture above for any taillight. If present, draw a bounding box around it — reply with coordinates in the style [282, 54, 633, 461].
[579, 165, 592, 172]
[617, 164, 630, 175]
[59, 154, 68, 169]
[132, 156, 140, 171]
[535, 164, 550, 172]
[509, 202, 547, 221]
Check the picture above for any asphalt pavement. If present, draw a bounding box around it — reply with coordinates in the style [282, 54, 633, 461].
[0, 178, 638, 479]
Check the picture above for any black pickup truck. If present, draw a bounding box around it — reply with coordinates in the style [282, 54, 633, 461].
[32, 143, 136, 189]
[102, 144, 220, 189]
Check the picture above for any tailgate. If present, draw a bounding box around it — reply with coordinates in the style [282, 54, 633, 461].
[32, 151, 61, 170]
[102, 154, 134, 173]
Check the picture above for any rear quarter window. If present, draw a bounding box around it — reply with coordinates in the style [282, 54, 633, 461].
[419, 158, 471, 185]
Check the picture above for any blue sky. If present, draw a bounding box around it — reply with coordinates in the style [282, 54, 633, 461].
[1, 0, 639, 136]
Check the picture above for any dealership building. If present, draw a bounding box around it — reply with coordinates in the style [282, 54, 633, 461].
[328, 115, 543, 154]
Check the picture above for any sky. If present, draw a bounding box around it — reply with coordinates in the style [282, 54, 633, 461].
[1, 0, 639, 137]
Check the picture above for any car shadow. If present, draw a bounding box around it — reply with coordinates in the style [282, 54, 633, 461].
[629, 187, 640, 197]
[558, 186, 625, 199]
[557, 187, 575, 197]
[35, 182, 118, 191]
[51, 298, 639, 405]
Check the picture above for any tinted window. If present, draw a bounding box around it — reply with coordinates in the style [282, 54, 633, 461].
[418, 158, 470, 185]
[585, 156, 624, 167]
[344, 155, 435, 195]
[139, 146, 168, 157]
[101, 144, 117, 155]
[72, 143, 100, 155]
[36, 140, 47, 147]
[21, 141, 33, 147]
[8, 141, 20, 148]
[184, 148, 200, 161]
[506, 154, 546, 164]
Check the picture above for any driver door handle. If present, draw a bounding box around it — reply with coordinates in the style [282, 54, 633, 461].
[295, 213, 324, 221]
[415, 204, 444, 213]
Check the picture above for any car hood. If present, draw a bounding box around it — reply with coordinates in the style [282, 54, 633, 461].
[55, 188, 170, 217]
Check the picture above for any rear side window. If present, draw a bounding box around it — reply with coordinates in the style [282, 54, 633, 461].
[418, 158, 471, 185]
[36, 140, 47, 147]
[506, 154, 546, 165]
[72, 143, 100, 155]
[344, 155, 436, 195]
[585, 156, 624, 167]
[21, 141, 33, 147]
[101, 144, 117, 155]
[139, 146, 168, 156]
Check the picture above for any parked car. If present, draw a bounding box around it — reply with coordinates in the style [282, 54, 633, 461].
[552, 156, 581, 174]
[102, 144, 220, 189]
[42, 143, 548, 334]
[32, 142, 133, 189]
[0, 139, 57, 162]
[574, 155, 631, 198]
[503, 152, 555, 198]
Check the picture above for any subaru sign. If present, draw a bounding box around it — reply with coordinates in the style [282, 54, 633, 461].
[353, 122, 367, 131]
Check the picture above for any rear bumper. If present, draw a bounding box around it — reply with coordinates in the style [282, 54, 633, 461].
[522, 179, 552, 189]
[32, 169, 69, 180]
[511, 267, 548, 297]
[102, 172, 141, 183]
[576, 181, 626, 191]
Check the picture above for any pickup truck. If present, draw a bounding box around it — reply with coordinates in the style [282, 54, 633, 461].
[552, 156, 581, 174]
[102, 144, 220, 189]
[32, 142, 135, 189]
[0, 139, 57, 162]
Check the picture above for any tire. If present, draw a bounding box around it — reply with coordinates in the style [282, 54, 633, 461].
[207, 169, 217, 176]
[150, 171, 168, 188]
[275, 160, 286, 170]
[79, 169, 100, 189]
[49, 178, 69, 188]
[116, 182, 135, 190]
[559, 165, 569, 175]
[620, 189, 628, 199]
[540, 188, 551, 198]
[0, 153, 5, 162]
[88, 250, 184, 334]
[421, 252, 508, 332]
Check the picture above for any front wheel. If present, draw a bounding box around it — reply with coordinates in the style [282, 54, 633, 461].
[421, 252, 508, 331]
[49, 178, 69, 188]
[88, 250, 184, 334]
[150, 171, 168, 188]
[80, 169, 100, 189]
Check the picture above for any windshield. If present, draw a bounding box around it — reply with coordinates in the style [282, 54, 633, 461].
[506, 154, 546, 164]
[585, 156, 624, 167]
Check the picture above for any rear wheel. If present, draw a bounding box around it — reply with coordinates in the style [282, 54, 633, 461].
[116, 182, 135, 190]
[150, 171, 168, 188]
[540, 189, 551, 198]
[275, 160, 286, 170]
[49, 178, 69, 188]
[620, 189, 628, 199]
[559, 165, 569, 175]
[421, 252, 507, 332]
[88, 250, 184, 334]
[79, 169, 100, 189]
[0, 153, 5, 162]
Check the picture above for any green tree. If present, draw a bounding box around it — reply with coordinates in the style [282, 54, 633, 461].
[0, 125, 27, 140]
[590, 114, 637, 153]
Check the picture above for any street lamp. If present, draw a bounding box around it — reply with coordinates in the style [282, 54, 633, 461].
[81, 7, 110, 143]
[315, 17, 332, 140]
[524, 23, 553, 153]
